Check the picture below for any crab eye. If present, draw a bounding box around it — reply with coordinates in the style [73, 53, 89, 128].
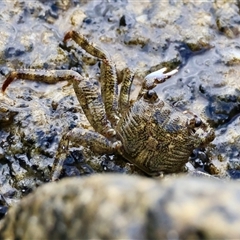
[194, 117, 202, 127]
[143, 90, 159, 102]
[187, 116, 202, 129]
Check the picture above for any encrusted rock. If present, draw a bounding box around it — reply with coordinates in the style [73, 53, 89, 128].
[1, 174, 240, 239]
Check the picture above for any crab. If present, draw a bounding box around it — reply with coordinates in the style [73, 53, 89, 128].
[2, 31, 215, 180]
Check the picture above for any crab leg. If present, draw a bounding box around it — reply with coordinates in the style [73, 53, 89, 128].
[64, 30, 108, 59]
[73, 78, 116, 138]
[2, 69, 116, 138]
[99, 59, 119, 125]
[64, 30, 120, 126]
[118, 68, 134, 115]
[51, 128, 122, 181]
[2, 69, 81, 91]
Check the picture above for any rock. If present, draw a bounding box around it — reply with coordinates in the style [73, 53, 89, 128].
[1, 174, 240, 239]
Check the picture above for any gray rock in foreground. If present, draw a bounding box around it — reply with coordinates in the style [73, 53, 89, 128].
[0, 174, 239, 239]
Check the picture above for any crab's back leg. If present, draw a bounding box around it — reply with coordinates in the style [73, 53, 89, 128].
[64, 31, 120, 126]
[118, 68, 134, 115]
[2, 69, 115, 138]
[51, 127, 122, 181]
[2, 69, 81, 92]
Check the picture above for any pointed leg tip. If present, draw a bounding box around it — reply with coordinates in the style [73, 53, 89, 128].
[2, 72, 17, 92]
[63, 30, 74, 43]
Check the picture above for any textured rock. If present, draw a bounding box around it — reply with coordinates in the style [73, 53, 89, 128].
[1, 174, 240, 239]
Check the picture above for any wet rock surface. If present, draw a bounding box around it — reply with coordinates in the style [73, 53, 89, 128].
[1, 174, 240, 239]
[0, 0, 240, 235]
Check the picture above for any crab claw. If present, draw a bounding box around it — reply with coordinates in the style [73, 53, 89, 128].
[145, 67, 178, 82]
[144, 67, 178, 90]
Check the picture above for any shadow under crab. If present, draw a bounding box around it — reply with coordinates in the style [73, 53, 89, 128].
[2, 31, 215, 181]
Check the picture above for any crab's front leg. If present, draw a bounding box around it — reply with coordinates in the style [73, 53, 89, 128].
[51, 128, 122, 181]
